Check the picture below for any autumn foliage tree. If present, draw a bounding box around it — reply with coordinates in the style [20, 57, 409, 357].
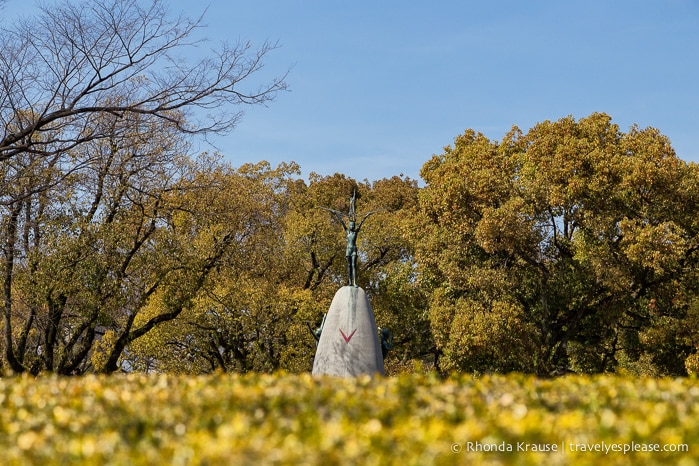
[125, 171, 428, 374]
[0, 0, 286, 374]
[415, 113, 699, 376]
[124, 161, 309, 374]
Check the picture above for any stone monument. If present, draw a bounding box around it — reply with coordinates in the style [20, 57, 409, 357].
[312, 190, 385, 377]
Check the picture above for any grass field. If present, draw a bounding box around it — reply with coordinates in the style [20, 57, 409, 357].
[1, 371, 697, 465]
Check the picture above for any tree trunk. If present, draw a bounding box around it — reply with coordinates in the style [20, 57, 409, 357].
[2, 203, 25, 373]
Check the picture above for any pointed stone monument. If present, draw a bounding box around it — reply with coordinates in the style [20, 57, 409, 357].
[312, 190, 385, 377]
[312, 286, 384, 376]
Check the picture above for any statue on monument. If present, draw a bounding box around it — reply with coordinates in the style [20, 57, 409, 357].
[378, 327, 394, 359]
[319, 189, 376, 287]
[307, 313, 326, 345]
[312, 189, 389, 377]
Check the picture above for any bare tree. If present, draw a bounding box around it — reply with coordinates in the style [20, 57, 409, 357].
[0, 0, 287, 163]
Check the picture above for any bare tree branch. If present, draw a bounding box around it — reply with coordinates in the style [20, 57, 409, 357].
[0, 0, 287, 162]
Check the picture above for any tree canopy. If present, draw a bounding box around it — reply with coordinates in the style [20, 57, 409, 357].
[415, 113, 699, 376]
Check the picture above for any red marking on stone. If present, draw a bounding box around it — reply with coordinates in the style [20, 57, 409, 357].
[339, 328, 357, 343]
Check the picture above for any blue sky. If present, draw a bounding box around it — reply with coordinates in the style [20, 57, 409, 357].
[5, 0, 699, 182]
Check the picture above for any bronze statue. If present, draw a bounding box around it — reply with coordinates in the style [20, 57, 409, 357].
[307, 313, 326, 345]
[378, 327, 393, 359]
[319, 190, 376, 287]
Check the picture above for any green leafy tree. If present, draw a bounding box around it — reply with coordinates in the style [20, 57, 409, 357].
[415, 113, 699, 376]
